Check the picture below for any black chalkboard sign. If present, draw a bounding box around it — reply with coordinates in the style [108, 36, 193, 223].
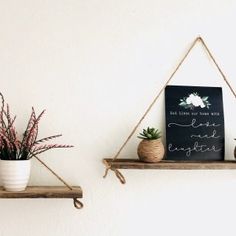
[165, 85, 225, 161]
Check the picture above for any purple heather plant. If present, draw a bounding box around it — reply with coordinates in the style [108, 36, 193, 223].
[0, 93, 73, 160]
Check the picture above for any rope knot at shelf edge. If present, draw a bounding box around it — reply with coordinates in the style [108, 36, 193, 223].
[73, 198, 84, 209]
[103, 161, 126, 184]
[102, 36, 236, 184]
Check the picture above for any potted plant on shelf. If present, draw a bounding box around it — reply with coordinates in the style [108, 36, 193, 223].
[137, 127, 165, 163]
[0, 93, 73, 192]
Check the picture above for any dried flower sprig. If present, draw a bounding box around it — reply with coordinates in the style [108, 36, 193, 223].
[0, 93, 73, 160]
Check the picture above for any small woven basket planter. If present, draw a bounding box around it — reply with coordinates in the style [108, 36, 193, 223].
[137, 139, 165, 163]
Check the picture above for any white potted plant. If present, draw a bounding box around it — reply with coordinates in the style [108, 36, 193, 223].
[137, 127, 165, 163]
[0, 93, 73, 192]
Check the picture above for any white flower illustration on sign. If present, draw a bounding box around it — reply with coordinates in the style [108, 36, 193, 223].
[179, 92, 211, 109]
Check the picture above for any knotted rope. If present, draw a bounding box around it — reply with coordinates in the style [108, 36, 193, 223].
[103, 159, 126, 184]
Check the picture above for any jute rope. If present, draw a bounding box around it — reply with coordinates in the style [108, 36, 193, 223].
[199, 38, 236, 98]
[103, 36, 236, 184]
[32, 154, 83, 209]
[103, 159, 126, 184]
[32, 154, 73, 190]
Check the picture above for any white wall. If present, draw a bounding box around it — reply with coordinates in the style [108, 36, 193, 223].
[0, 0, 236, 235]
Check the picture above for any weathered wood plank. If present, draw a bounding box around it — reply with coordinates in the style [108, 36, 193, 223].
[103, 158, 236, 170]
[0, 186, 82, 198]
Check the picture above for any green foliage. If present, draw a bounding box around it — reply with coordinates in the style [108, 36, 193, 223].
[138, 127, 161, 140]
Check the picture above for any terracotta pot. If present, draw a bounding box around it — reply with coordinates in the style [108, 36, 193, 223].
[137, 139, 165, 163]
[0, 159, 31, 191]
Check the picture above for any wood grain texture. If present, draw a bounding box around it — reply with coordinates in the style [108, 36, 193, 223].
[0, 186, 82, 198]
[103, 158, 236, 170]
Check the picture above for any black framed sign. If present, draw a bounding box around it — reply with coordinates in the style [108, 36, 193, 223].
[165, 85, 225, 161]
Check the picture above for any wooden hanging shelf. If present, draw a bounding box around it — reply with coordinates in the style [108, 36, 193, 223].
[103, 158, 236, 170]
[102, 37, 236, 184]
[0, 186, 83, 209]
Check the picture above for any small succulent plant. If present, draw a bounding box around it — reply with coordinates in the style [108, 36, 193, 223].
[138, 127, 161, 140]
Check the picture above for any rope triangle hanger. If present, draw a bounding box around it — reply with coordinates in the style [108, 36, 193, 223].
[103, 36, 236, 184]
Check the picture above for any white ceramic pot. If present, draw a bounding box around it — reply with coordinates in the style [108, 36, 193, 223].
[0, 159, 31, 191]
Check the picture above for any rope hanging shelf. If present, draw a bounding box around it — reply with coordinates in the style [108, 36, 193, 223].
[0, 154, 83, 209]
[102, 36, 236, 184]
[0, 186, 82, 208]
